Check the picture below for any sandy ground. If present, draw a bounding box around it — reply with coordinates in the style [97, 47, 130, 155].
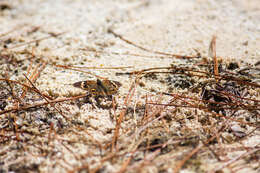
[0, 0, 259, 172]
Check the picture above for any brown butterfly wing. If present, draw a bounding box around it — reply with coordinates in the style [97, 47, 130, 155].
[73, 80, 121, 96]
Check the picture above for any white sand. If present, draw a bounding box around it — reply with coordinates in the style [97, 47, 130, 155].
[0, 0, 259, 172]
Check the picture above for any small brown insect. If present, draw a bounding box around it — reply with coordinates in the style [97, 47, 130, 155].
[73, 79, 121, 96]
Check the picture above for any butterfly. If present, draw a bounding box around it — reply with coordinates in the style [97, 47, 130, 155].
[73, 79, 121, 97]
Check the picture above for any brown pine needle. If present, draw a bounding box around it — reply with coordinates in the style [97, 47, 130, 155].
[55, 64, 133, 70]
[21, 61, 37, 98]
[0, 24, 26, 37]
[212, 148, 260, 172]
[209, 35, 219, 79]
[174, 125, 227, 173]
[0, 94, 86, 115]
[0, 78, 53, 100]
[111, 78, 137, 152]
[23, 74, 69, 120]
[108, 29, 198, 59]
[54, 65, 107, 79]
[3, 31, 67, 50]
